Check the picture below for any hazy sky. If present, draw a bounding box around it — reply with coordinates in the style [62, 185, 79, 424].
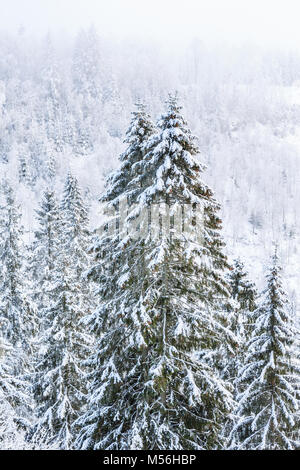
[0, 0, 300, 48]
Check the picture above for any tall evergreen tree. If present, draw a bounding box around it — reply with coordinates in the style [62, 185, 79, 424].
[27, 190, 61, 328]
[60, 173, 91, 275]
[30, 175, 92, 449]
[18, 145, 29, 185]
[230, 252, 300, 449]
[0, 181, 34, 433]
[224, 259, 257, 386]
[0, 181, 33, 368]
[0, 336, 30, 449]
[229, 259, 257, 314]
[102, 100, 156, 205]
[76, 95, 234, 450]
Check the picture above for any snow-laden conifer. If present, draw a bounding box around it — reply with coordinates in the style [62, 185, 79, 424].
[27, 190, 61, 329]
[0, 181, 34, 371]
[76, 95, 234, 450]
[0, 337, 31, 449]
[60, 173, 91, 276]
[30, 175, 92, 449]
[230, 252, 300, 449]
[0, 182, 34, 436]
[224, 259, 257, 387]
[229, 259, 257, 315]
[102, 100, 156, 205]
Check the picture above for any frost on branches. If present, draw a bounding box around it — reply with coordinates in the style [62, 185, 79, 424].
[76, 95, 234, 450]
[230, 252, 300, 449]
[0, 337, 31, 449]
[30, 175, 93, 449]
[0, 181, 33, 433]
[224, 259, 257, 392]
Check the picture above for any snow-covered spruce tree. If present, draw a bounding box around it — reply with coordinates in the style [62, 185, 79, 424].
[224, 259, 257, 388]
[76, 95, 234, 450]
[18, 145, 29, 184]
[0, 336, 31, 449]
[0, 181, 34, 433]
[27, 190, 61, 330]
[30, 174, 92, 449]
[102, 100, 156, 205]
[45, 141, 57, 183]
[229, 259, 257, 315]
[230, 252, 300, 449]
[0, 181, 34, 370]
[59, 173, 92, 279]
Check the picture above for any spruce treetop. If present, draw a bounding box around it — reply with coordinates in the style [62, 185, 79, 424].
[134, 93, 207, 206]
[231, 252, 300, 449]
[76, 96, 234, 451]
[102, 101, 156, 205]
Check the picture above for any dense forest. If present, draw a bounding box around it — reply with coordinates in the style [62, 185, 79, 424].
[1, 28, 300, 449]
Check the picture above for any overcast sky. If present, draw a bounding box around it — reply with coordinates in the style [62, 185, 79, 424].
[0, 0, 300, 48]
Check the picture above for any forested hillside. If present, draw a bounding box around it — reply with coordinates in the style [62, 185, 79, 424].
[1, 28, 300, 449]
[1, 30, 300, 293]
